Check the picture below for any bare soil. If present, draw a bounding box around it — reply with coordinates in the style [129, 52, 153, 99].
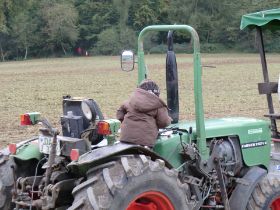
[0, 54, 279, 147]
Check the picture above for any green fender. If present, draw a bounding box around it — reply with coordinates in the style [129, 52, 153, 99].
[13, 143, 43, 161]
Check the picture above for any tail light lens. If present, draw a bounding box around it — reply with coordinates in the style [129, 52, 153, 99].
[20, 112, 40, 126]
[70, 149, 80, 161]
[9, 143, 17, 155]
[97, 121, 111, 135]
[20, 114, 32, 125]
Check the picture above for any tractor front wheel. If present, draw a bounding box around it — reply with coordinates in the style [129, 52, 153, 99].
[246, 172, 280, 210]
[0, 154, 15, 210]
[68, 155, 192, 210]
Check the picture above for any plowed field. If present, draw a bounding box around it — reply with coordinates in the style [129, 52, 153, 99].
[0, 54, 279, 146]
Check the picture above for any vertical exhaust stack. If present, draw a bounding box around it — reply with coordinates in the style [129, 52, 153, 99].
[166, 31, 179, 123]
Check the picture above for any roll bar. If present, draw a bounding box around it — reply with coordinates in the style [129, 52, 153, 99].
[137, 25, 208, 159]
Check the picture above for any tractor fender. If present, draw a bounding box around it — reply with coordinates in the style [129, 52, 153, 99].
[1, 137, 42, 162]
[67, 142, 173, 175]
[229, 166, 267, 209]
[13, 141, 43, 162]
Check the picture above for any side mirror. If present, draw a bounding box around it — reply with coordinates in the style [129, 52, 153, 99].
[121, 50, 135, 71]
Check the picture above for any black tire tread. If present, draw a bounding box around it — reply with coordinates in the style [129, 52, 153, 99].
[246, 172, 280, 210]
[0, 155, 15, 210]
[69, 155, 192, 210]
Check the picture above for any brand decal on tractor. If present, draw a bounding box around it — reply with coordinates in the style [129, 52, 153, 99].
[248, 128, 263, 134]
[241, 141, 267, 149]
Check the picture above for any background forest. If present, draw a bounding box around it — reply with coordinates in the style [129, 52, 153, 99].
[0, 0, 279, 61]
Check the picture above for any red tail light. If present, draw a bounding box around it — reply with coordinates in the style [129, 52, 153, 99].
[97, 121, 111, 135]
[20, 114, 32, 126]
[20, 112, 40, 126]
[9, 143, 17, 155]
[70, 149, 80, 161]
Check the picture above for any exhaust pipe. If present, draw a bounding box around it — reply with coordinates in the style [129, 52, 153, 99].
[166, 31, 179, 123]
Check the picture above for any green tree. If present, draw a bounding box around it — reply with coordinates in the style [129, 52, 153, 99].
[95, 27, 120, 55]
[0, 0, 279, 59]
[41, 1, 79, 55]
[10, 11, 37, 59]
[113, 0, 136, 49]
[133, 3, 158, 31]
[0, 0, 11, 61]
[75, 0, 118, 50]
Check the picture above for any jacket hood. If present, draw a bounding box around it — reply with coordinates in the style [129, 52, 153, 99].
[129, 88, 167, 112]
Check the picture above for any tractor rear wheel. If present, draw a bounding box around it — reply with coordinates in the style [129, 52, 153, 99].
[246, 172, 280, 210]
[68, 155, 192, 210]
[0, 154, 15, 210]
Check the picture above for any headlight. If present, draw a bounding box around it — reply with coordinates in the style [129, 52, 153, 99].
[81, 99, 96, 121]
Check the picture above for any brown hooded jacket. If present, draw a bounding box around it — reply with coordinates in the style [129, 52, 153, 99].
[116, 88, 172, 147]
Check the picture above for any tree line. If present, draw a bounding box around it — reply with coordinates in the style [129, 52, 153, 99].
[0, 0, 279, 61]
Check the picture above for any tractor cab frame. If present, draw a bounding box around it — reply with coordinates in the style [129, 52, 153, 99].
[241, 9, 280, 140]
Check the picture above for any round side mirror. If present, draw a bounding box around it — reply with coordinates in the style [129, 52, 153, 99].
[121, 50, 135, 71]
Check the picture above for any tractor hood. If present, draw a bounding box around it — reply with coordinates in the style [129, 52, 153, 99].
[240, 8, 280, 30]
[155, 117, 271, 169]
[183, 117, 270, 139]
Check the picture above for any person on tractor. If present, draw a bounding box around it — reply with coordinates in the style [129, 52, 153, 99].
[116, 79, 172, 147]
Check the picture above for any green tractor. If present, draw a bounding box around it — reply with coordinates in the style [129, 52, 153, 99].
[1, 9, 280, 210]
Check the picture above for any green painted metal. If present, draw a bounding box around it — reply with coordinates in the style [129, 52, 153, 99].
[25, 112, 41, 125]
[240, 8, 280, 30]
[102, 119, 121, 145]
[104, 119, 121, 135]
[137, 25, 208, 160]
[154, 117, 271, 169]
[154, 132, 188, 169]
[13, 143, 43, 161]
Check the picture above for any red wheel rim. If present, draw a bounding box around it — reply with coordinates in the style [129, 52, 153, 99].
[271, 197, 280, 210]
[126, 191, 175, 210]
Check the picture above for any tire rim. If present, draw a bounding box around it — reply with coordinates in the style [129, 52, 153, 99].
[271, 197, 280, 210]
[126, 191, 175, 210]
